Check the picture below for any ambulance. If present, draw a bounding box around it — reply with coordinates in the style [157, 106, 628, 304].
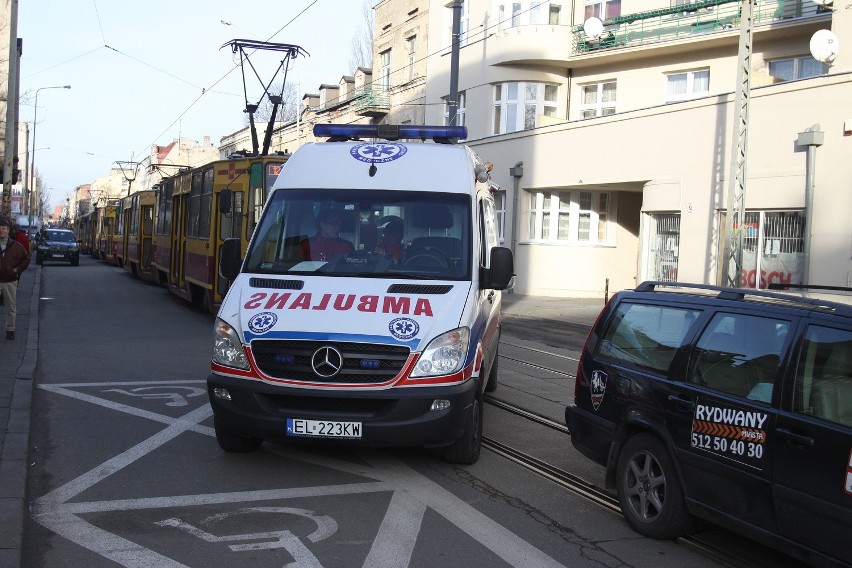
[208, 124, 514, 464]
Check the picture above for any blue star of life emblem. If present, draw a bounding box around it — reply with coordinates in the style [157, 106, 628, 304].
[389, 317, 419, 340]
[350, 142, 407, 164]
[247, 312, 278, 334]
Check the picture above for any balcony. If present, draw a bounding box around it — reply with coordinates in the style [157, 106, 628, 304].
[351, 87, 390, 117]
[573, 0, 829, 55]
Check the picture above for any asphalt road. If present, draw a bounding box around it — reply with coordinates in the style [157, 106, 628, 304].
[23, 256, 729, 568]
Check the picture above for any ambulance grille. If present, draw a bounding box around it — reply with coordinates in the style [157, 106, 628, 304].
[386, 284, 453, 294]
[251, 340, 410, 383]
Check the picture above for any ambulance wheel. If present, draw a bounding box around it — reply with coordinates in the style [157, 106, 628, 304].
[615, 433, 693, 539]
[441, 393, 482, 465]
[484, 353, 499, 392]
[214, 420, 263, 453]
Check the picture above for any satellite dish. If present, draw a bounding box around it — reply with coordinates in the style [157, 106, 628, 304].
[583, 17, 604, 39]
[810, 29, 839, 64]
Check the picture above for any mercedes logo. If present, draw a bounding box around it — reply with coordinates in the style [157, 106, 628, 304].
[311, 346, 344, 378]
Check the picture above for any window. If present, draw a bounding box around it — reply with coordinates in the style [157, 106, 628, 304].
[584, 0, 621, 20]
[493, 82, 558, 134]
[768, 56, 824, 82]
[380, 49, 391, 90]
[665, 69, 709, 102]
[512, 2, 522, 26]
[497, 2, 564, 28]
[528, 190, 613, 244]
[493, 190, 506, 243]
[443, 91, 466, 126]
[689, 313, 790, 400]
[549, 4, 562, 24]
[580, 81, 616, 118]
[406, 36, 417, 81]
[794, 325, 852, 427]
[597, 303, 700, 372]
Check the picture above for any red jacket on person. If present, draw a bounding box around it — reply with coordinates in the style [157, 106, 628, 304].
[14, 229, 29, 252]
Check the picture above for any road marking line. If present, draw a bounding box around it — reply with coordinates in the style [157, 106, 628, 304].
[36, 382, 569, 568]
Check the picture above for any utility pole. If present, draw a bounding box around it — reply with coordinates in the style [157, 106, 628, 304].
[721, 0, 755, 288]
[2, 0, 20, 218]
[447, 0, 462, 126]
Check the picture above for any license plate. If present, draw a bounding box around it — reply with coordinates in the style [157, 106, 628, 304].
[51, 254, 65, 258]
[286, 418, 362, 439]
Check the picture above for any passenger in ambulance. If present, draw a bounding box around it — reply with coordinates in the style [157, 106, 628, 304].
[300, 209, 354, 261]
[374, 217, 404, 263]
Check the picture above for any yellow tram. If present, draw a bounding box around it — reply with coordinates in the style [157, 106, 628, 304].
[152, 153, 288, 312]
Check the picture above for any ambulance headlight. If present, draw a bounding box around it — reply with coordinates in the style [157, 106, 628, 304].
[410, 327, 469, 378]
[212, 318, 249, 370]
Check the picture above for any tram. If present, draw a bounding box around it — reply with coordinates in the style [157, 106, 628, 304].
[96, 200, 120, 264]
[118, 153, 289, 313]
[76, 210, 96, 255]
[118, 190, 156, 281]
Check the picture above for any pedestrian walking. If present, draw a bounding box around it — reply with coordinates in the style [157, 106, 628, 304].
[0, 217, 30, 340]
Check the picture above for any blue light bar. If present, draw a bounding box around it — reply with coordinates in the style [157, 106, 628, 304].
[313, 124, 467, 143]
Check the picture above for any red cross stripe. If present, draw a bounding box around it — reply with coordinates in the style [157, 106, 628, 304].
[217, 162, 246, 180]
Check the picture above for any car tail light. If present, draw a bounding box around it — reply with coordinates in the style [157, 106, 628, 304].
[575, 294, 617, 403]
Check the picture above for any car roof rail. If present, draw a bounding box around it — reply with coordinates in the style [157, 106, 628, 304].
[634, 280, 852, 315]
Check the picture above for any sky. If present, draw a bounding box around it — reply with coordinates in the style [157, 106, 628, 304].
[17, 0, 372, 209]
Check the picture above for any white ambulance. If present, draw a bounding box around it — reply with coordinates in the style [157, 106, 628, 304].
[208, 124, 514, 464]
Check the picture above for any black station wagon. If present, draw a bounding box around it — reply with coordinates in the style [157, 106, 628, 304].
[566, 281, 851, 568]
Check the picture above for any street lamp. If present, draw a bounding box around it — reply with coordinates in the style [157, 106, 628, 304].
[30, 85, 71, 230]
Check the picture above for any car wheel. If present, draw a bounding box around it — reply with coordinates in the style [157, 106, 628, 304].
[615, 433, 693, 539]
[214, 419, 263, 453]
[71, 258, 79, 266]
[441, 393, 482, 464]
[484, 352, 499, 392]
[36, 256, 43, 265]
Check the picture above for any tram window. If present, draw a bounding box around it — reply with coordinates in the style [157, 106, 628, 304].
[220, 192, 244, 240]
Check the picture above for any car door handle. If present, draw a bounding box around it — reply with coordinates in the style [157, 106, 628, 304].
[776, 428, 815, 448]
[667, 395, 695, 413]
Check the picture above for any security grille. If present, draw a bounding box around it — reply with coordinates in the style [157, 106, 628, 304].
[646, 213, 681, 282]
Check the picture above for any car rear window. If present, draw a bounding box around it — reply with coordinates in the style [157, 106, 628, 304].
[596, 302, 700, 373]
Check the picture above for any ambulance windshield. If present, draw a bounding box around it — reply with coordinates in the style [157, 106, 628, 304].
[244, 189, 472, 280]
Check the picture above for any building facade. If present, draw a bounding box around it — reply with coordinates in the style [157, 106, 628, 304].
[419, 0, 851, 297]
[216, 0, 850, 299]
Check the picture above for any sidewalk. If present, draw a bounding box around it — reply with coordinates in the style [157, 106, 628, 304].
[501, 289, 607, 327]
[0, 266, 39, 568]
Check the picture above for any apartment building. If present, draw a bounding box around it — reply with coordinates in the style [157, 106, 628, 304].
[417, 0, 851, 297]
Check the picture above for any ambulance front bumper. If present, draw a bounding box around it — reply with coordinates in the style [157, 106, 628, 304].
[207, 373, 477, 448]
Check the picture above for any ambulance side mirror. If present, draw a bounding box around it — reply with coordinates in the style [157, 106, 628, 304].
[219, 237, 241, 281]
[482, 247, 514, 290]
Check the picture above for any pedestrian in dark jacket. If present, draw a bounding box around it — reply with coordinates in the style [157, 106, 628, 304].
[0, 218, 30, 340]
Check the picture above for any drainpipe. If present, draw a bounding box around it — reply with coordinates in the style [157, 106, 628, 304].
[796, 124, 823, 285]
[448, 0, 462, 126]
[509, 162, 524, 294]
